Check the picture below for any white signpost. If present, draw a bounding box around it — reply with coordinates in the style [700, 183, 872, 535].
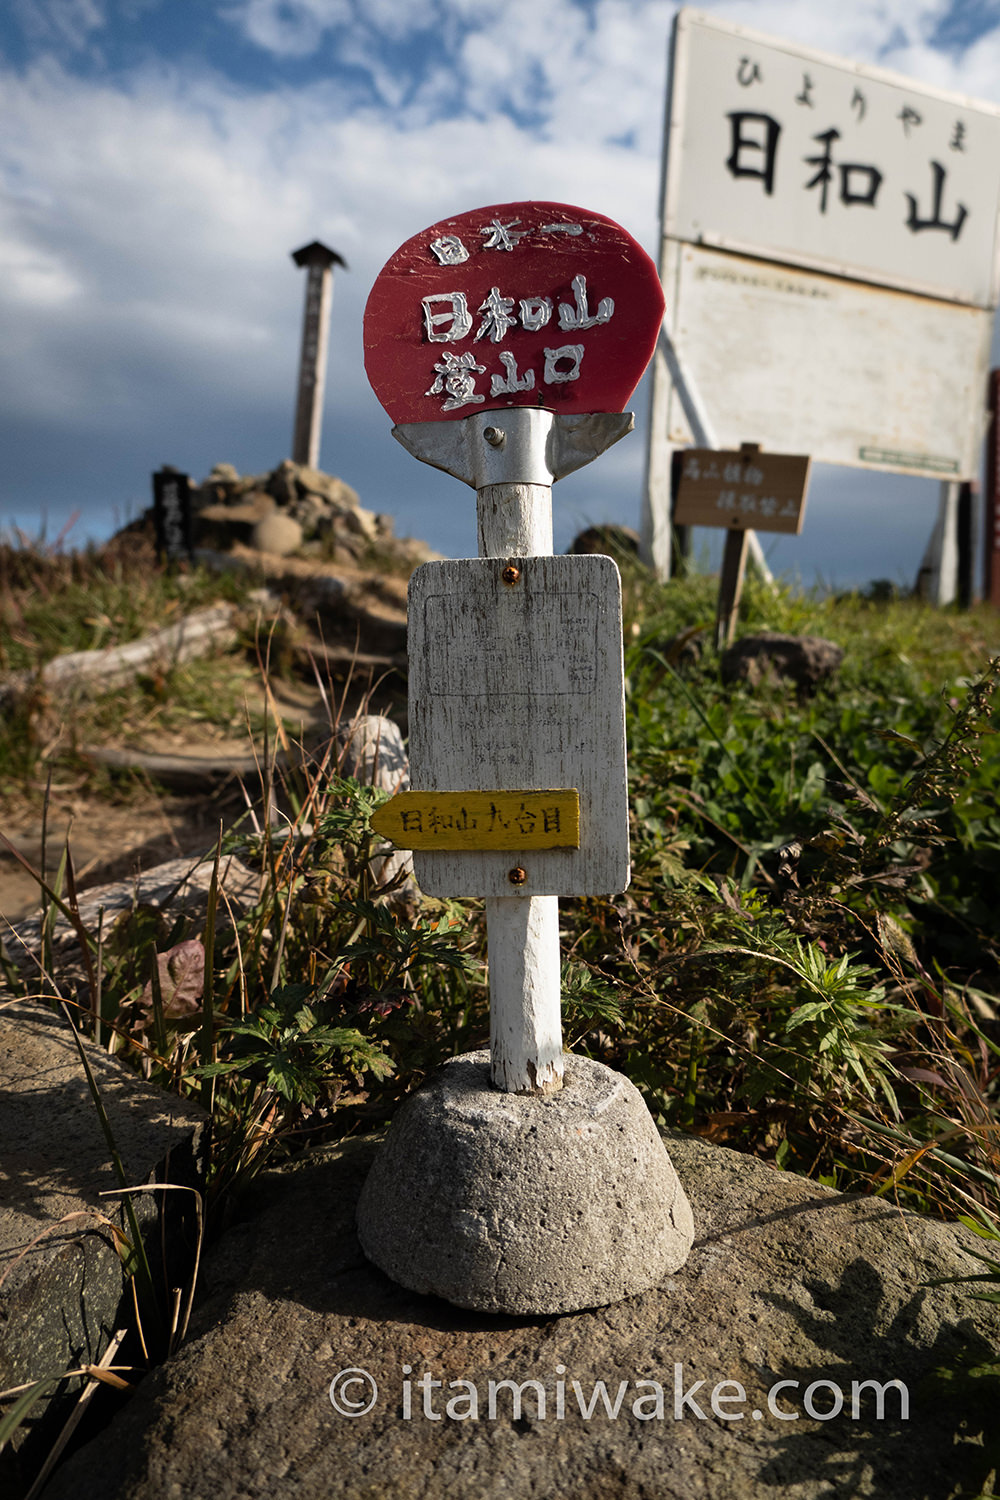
[644, 8, 1000, 583]
[355, 202, 695, 1316]
[379, 408, 633, 1095]
[363, 199, 663, 1097]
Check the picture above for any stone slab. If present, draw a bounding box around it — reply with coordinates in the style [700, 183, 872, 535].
[39, 1123, 1000, 1500]
[0, 1001, 207, 1493]
[356, 1051, 694, 1313]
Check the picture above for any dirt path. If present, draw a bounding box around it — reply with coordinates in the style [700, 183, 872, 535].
[0, 788, 239, 929]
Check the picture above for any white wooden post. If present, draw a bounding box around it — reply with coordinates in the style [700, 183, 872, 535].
[392, 408, 633, 1096]
[916, 482, 960, 604]
[643, 322, 776, 592]
[473, 431, 563, 1094]
[486, 894, 563, 1093]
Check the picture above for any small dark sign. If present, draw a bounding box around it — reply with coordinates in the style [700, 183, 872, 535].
[152, 467, 194, 563]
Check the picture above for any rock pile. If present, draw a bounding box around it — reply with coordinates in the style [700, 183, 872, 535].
[193, 460, 425, 570]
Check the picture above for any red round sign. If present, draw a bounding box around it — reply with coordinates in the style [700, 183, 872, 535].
[363, 200, 664, 425]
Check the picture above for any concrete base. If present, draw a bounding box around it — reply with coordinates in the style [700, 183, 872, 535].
[356, 1051, 694, 1315]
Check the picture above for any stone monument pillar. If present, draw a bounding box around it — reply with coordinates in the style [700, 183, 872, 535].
[290, 240, 346, 470]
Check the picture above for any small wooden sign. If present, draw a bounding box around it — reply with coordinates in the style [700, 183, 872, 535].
[371, 789, 580, 851]
[673, 448, 810, 534]
[407, 554, 629, 899]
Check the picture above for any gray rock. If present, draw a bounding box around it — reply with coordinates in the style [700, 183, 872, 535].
[205, 462, 240, 485]
[336, 713, 414, 899]
[199, 490, 275, 524]
[357, 1052, 694, 1314]
[290, 464, 363, 514]
[197, 490, 276, 549]
[39, 1127, 1000, 1500]
[337, 713, 409, 791]
[266, 458, 301, 507]
[288, 492, 333, 533]
[0, 1002, 206, 1495]
[569, 523, 641, 560]
[192, 461, 380, 554]
[252, 512, 304, 557]
[721, 632, 844, 692]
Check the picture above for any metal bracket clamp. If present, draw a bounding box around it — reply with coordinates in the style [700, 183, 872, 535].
[391, 408, 635, 490]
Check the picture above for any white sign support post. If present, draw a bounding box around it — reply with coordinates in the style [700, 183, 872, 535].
[393, 406, 633, 1094]
[356, 201, 695, 1315]
[473, 426, 562, 1095]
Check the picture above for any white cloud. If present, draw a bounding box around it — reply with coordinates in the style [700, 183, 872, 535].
[0, 235, 82, 306]
[220, 0, 352, 59]
[715, 0, 1000, 102]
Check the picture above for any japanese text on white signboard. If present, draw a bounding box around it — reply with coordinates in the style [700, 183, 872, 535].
[666, 10, 1000, 308]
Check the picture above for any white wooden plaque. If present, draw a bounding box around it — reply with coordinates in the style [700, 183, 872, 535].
[666, 9, 1000, 310]
[407, 555, 629, 898]
[666, 241, 992, 478]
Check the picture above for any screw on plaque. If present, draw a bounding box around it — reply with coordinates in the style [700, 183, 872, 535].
[483, 425, 506, 448]
[508, 866, 528, 886]
[501, 564, 521, 586]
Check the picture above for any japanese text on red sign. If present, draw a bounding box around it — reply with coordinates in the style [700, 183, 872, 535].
[419, 217, 616, 412]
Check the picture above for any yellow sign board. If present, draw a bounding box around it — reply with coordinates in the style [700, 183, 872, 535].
[370, 789, 580, 852]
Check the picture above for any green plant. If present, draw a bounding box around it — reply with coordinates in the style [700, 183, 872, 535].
[5, 543, 1000, 1226]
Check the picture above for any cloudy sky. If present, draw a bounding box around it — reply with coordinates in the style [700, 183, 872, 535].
[2, 0, 1000, 588]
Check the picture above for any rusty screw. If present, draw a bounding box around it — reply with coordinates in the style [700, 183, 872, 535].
[483, 425, 506, 448]
[501, 564, 521, 586]
[507, 866, 527, 886]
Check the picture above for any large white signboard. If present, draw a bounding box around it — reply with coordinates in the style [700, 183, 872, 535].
[668, 242, 992, 475]
[644, 9, 1000, 568]
[666, 11, 1000, 310]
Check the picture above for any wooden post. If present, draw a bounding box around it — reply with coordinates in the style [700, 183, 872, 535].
[715, 527, 749, 650]
[957, 481, 976, 609]
[291, 241, 346, 470]
[713, 440, 758, 648]
[985, 370, 1000, 608]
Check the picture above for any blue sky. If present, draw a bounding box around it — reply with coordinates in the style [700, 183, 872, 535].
[3, 0, 1000, 586]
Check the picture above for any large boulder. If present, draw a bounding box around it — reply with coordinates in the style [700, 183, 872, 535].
[39, 1125, 1000, 1500]
[252, 512, 304, 558]
[569, 524, 641, 561]
[721, 632, 844, 692]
